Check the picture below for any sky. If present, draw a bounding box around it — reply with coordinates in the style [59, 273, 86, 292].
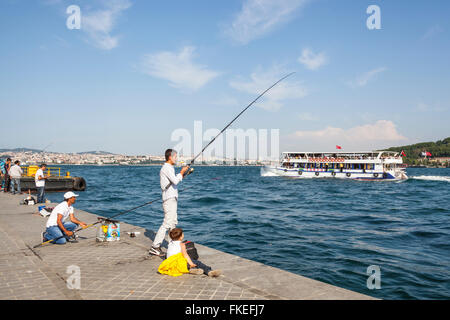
[0, 0, 449, 155]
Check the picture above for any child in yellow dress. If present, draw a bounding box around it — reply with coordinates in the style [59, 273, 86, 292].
[157, 228, 221, 277]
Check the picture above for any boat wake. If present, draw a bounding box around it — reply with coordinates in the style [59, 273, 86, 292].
[260, 171, 278, 177]
[410, 175, 450, 183]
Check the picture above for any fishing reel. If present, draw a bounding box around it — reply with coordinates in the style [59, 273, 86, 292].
[68, 233, 79, 243]
[183, 166, 195, 177]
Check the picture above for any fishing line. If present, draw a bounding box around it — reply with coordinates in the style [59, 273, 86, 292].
[34, 72, 295, 248]
[33, 177, 221, 248]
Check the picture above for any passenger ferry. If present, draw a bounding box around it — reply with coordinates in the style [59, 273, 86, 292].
[261, 151, 408, 180]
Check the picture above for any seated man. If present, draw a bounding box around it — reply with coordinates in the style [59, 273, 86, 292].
[42, 191, 87, 244]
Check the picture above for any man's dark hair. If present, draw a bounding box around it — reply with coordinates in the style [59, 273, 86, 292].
[40, 163, 47, 168]
[165, 149, 177, 161]
[6, 158, 11, 162]
[14, 160, 20, 165]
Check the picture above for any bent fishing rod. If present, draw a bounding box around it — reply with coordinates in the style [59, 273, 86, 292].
[34, 72, 295, 248]
[179, 72, 296, 179]
[33, 177, 220, 248]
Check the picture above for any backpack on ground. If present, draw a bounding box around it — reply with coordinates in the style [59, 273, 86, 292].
[183, 240, 199, 261]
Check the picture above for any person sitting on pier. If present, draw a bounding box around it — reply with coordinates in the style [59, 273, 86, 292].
[42, 192, 87, 245]
[158, 227, 221, 277]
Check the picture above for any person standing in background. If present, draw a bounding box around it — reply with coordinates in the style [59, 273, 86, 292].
[0, 158, 6, 192]
[9, 160, 23, 194]
[2, 158, 12, 193]
[35, 163, 49, 203]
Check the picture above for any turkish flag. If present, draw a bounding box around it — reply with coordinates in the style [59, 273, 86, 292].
[336, 145, 342, 149]
[400, 150, 406, 157]
[426, 151, 432, 156]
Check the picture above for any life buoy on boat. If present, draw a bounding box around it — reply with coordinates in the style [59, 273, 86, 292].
[73, 177, 86, 191]
[315, 172, 319, 176]
[331, 172, 336, 177]
[373, 173, 379, 178]
[346, 172, 351, 177]
[298, 170, 302, 175]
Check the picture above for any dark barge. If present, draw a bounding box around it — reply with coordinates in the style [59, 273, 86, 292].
[3, 165, 86, 192]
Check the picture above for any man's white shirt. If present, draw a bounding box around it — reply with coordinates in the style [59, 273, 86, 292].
[35, 168, 45, 187]
[160, 163, 183, 201]
[9, 165, 23, 179]
[46, 201, 74, 228]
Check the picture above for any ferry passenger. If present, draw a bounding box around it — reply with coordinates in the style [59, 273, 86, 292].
[149, 149, 189, 257]
[41, 192, 87, 244]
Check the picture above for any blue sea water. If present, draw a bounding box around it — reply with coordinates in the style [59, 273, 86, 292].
[45, 166, 450, 300]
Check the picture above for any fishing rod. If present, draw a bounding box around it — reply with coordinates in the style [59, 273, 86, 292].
[175, 72, 296, 181]
[34, 73, 295, 248]
[33, 177, 220, 248]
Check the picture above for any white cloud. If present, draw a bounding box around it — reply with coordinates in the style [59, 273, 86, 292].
[141, 46, 220, 91]
[224, 0, 309, 45]
[415, 102, 447, 112]
[298, 48, 327, 70]
[422, 25, 443, 40]
[287, 120, 407, 151]
[298, 112, 318, 121]
[82, 0, 132, 50]
[229, 66, 307, 111]
[347, 67, 387, 88]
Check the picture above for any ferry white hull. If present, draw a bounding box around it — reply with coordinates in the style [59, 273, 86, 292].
[261, 165, 408, 181]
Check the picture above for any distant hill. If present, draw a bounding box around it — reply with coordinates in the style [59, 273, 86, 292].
[77, 151, 115, 155]
[385, 137, 450, 161]
[0, 148, 45, 153]
[0, 148, 115, 155]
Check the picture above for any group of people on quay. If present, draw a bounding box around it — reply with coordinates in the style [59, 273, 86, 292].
[0, 158, 49, 203]
[2, 150, 221, 278]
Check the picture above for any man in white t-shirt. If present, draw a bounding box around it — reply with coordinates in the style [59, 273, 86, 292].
[35, 163, 49, 203]
[42, 191, 87, 244]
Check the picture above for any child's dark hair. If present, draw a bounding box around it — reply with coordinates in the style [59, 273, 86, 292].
[169, 228, 183, 240]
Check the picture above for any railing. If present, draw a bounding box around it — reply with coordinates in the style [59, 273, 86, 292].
[21, 166, 68, 177]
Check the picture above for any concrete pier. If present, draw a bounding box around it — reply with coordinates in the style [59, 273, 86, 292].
[0, 192, 375, 300]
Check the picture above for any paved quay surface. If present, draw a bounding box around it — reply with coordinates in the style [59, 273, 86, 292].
[0, 192, 375, 300]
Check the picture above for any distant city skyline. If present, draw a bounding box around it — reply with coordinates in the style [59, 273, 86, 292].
[1, 1, 449, 154]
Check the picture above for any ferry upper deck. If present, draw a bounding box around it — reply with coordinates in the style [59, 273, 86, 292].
[281, 151, 402, 163]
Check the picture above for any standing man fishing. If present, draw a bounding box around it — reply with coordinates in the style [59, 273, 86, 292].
[149, 149, 189, 256]
[35, 163, 49, 203]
